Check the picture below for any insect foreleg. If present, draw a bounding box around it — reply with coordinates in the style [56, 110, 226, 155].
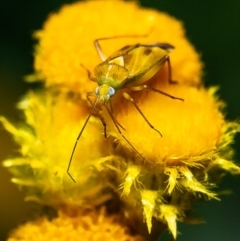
[130, 85, 184, 101]
[109, 101, 126, 131]
[105, 105, 148, 161]
[122, 92, 162, 137]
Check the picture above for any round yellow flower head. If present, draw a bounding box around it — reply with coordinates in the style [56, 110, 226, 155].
[2, 0, 240, 240]
[32, 0, 203, 98]
[110, 85, 224, 163]
[106, 85, 240, 237]
[1, 91, 120, 207]
[8, 208, 144, 241]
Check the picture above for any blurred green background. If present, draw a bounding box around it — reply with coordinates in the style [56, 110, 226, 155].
[0, 0, 239, 240]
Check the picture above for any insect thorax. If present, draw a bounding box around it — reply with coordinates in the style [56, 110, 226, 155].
[94, 62, 129, 90]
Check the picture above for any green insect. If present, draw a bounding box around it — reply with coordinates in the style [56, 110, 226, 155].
[67, 34, 183, 182]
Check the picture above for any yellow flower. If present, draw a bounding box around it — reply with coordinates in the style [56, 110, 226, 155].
[1, 91, 119, 207]
[8, 208, 144, 241]
[109, 86, 224, 163]
[31, 0, 202, 97]
[2, 0, 240, 240]
[100, 72, 239, 237]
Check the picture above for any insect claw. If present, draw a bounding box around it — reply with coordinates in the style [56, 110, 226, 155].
[155, 129, 163, 137]
[172, 96, 184, 101]
[148, 122, 163, 137]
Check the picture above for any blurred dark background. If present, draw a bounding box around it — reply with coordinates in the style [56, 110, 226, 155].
[0, 1, 239, 240]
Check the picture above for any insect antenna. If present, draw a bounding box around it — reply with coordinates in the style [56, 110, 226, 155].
[105, 105, 148, 162]
[67, 112, 92, 183]
[80, 63, 96, 82]
[67, 97, 102, 183]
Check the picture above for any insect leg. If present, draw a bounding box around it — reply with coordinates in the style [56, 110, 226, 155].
[164, 55, 177, 85]
[94, 29, 154, 61]
[140, 43, 177, 84]
[105, 105, 148, 162]
[130, 85, 184, 101]
[94, 38, 108, 61]
[122, 92, 162, 137]
[87, 94, 125, 135]
[154, 54, 177, 85]
[109, 101, 126, 131]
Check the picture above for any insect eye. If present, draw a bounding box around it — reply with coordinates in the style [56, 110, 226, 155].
[95, 87, 99, 96]
[109, 87, 115, 97]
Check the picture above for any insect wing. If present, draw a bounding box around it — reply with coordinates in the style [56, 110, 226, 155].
[108, 44, 170, 87]
[107, 45, 137, 60]
[125, 45, 170, 86]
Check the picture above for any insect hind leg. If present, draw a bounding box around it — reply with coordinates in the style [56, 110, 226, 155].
[94, 29, 153, 62]
[130, 85, 184, 101]
[122, 91, 162, 137]
[105, 105, 149, 162]
[140, 43, 177, 85]
[165, 55, 178, 85]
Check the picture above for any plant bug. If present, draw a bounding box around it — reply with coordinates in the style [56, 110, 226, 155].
[67, 34, 184, 182]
